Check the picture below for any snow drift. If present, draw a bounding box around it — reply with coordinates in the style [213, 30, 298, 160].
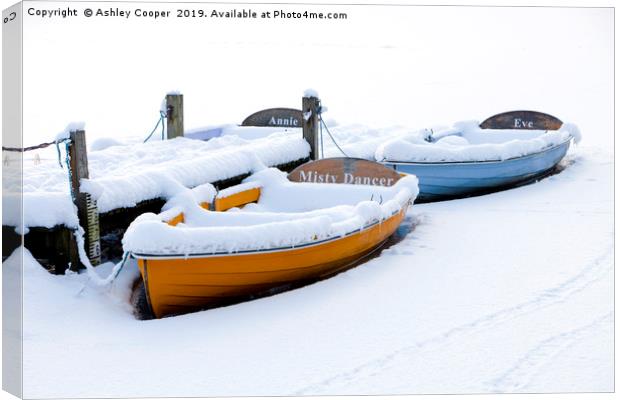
[375, 121, 581, 163]
[8, 132, 310, 229]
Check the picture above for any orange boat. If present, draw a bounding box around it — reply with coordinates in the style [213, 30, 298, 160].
[124, 160, 419, 318]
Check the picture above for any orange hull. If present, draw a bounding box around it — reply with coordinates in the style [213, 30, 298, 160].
[137, 207, 407, 318]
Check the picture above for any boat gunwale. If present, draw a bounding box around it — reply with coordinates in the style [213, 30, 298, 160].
[382, 138, 572, 166]
[131, 207, 406, 260]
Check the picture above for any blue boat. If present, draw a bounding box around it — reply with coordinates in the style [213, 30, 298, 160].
[379, 111, 579, 201]
[384, 139, 571, 201]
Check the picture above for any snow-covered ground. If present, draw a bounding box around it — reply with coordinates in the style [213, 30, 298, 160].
[9, 142, 612, 398]
[2, 2, 614, 398]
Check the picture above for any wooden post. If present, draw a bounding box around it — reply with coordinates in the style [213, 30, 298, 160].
[302, 95, 320, 160]
[69, 130, 101, 269]
[166, 94, 184, 139]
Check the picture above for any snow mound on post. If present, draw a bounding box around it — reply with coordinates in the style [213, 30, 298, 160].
[303, 88, 319, 98]
[375, 121, 579, 163]
[122, 169, 418, 255]
[55, 122, 85, 141]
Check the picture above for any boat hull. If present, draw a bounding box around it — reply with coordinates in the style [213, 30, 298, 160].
[137, 207, 408, 318]
[384, 141, 570, 201]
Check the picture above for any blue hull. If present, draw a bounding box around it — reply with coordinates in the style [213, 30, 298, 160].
[383, 140, 571, 201]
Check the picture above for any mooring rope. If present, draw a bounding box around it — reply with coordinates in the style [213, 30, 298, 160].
[63, 140, 76, 202]
[319, 117, 325, 158]
[2, 137, 72, 168]
[73, 228, 131, 287]
[59, 140, 128, 286]
[58, 141, 127, 286]
[143, 111, 167, 143]
[318, 114, 348, 157]
[112, 251, 131, 281]
[53, 138, 72, 168]
[55, 140, 64, 168]
[12, 130, 137, 286]
[2, 140, 58, 152]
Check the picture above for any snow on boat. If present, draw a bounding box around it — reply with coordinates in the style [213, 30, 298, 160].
[376, 111, 581, 201]
[123, 160, 418, 318]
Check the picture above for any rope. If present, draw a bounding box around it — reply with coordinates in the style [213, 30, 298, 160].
[143, 111, 166, 143]
[4, 137, 72, 170]
[14, 132, 132, 286]
[55, 141, 64, 168]
[161, 110, 166, 141]
[319, 117, 325, 158]
[58, 137, 128, 286]
[2, 141, 58, 152]
[73, 229, 131, 287]
[53, 139, 72, 168]
[2, 137, 72, 169]
[318, 115, 348, 157]
[64, 140, 75, 202]
[76, 251, 131, 295]
[58, 133, 131, 285]
[112, 252, 131, 281]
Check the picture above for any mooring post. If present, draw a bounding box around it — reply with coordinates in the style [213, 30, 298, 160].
[302, 94, 320, 160]
[166, 93, 184, 139]
[69, 130, 101, 269]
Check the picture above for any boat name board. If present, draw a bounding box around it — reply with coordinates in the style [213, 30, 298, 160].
[297, 170, 396, 186]
[288, 158, 401, 187]
[514, 118, 534, 129]
[241, 108, 302, 128]
[479, 110, 563, 130]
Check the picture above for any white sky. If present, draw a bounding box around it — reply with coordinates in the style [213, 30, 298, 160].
[16, 2, 615, 148]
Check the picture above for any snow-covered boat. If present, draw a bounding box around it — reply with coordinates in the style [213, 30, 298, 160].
[123, 161, 418, 318]
[376, 111, 581, 201]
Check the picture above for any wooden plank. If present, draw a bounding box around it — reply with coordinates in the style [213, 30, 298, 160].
[215, 187, 261, 211]
[288, 158, 401, 187]
[241, 108, 303, 127]
[166, 213, 185, 226]
[480, 110, 563, 130]
[166, 94, 184, 139]
[302, 96, 320, 160]
[69, 130, 101, 268]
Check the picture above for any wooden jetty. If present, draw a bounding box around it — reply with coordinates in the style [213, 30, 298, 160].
[3, 93, 322, 274]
